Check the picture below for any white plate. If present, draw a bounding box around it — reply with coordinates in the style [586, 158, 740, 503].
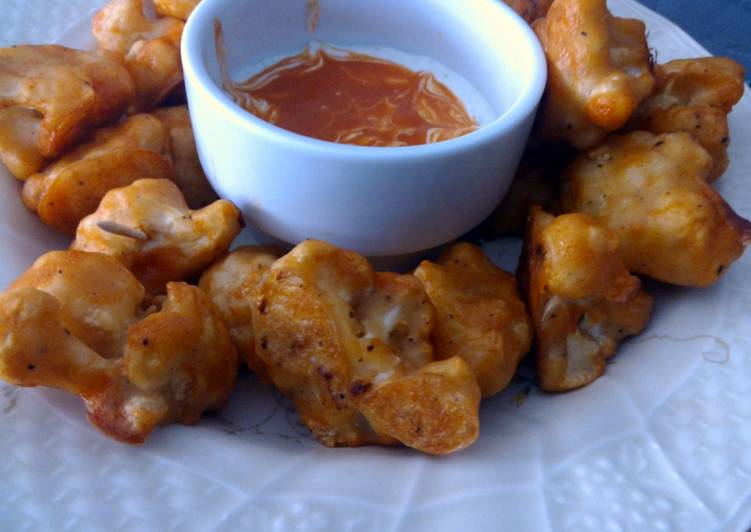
[1, 1, 750, 530]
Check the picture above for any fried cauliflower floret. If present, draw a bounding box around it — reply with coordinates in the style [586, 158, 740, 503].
[519, 208, 653, 392]
[151, 106, 218, 208]
[93, 0, 185, 112]
[414, 243, 532, 397]
[629, 58, 745, 181]
[253, 240, 480, 455]
[154, 0, 201, 20]
[0, 107, 50, 180]
[533, 0, 655, 149]
[22, 114, 173, 235]
[355, 356, 481, 456]
[0, 251, 237, 443]
[0, 289, 119, 398]
[634, 106, 731, 182]
[503, 0, 553, 23]
[199, 247, 282, 375]
[92, 0, 183, 54]
[72, 178, 242, 296]
[0, 45, 135, 176]
[107, 282, 237, 441]
[125, 37, 184, 113]
[640, 58, 745, 114]
[10, 251, 144, 360]
[561, 131, 751, 286]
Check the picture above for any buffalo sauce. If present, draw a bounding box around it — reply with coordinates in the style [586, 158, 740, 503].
[216, 27, 478, 147]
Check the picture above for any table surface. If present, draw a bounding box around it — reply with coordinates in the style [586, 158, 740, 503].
[639, 0, 751, 82]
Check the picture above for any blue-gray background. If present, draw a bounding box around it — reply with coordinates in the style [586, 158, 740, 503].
[639, 0, 751, 82]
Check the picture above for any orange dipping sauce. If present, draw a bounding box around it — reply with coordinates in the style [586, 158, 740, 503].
[220, 45, 479, 147]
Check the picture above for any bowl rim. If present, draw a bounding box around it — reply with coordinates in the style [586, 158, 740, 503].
[181, 0, 547, 160]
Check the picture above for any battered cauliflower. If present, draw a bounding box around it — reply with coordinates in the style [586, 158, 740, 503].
[72, 178, 242, 295]
[414, 243, 532, 397]
[9, 250, 144, 360]
[252, 240, 481, 455]
[519, 208, 653, 391]
[561, 131, 751, 286]
[199, 246, 282, 375]
[92, 0, 183, 54]
[124, 37, 184, 112]
[22, 114, 173, 234]
[533, 0, 654, 149]
[154, 0, 201, 21]
[92, 0, 184, 112]
[629, 57, 745, 181]
[151, 105, 218, 208]
[0, 107, 52, 181]
[0, 45, 135, 177]
[0, 251, 237, 443]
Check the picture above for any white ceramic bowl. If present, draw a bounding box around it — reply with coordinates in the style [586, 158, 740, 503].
[182, 0, 546, 256]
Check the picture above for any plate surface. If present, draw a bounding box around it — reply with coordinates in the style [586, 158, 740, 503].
[1, 1, 750, 531]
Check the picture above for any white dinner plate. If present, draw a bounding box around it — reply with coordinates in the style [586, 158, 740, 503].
[1, 1, 750, 530]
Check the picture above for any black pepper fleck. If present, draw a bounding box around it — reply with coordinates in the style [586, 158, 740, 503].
[350, 381, 371, 396]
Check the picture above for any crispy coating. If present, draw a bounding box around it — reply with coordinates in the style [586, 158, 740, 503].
[125, 37, 184, 112]
[0, 289, 118, 398]
[10, 251, 144, 360]
[634, 106, 730, 182]
[22, 114, 173, 234]
[92, 0, 183, 54]
[641, 58, 745, 113]
[151, 106, 218, 208]
[0, 251, 237, 443]
[198, 246, 283, 375]
[0, 107, 50, 180]
[533, 0, 654, 149]
[561, 131, 751, 286]
[356, 272, 435, 370]
[108, 281, 237, 441]
[414, 243, 532, 397]
[519, 208, 653, 391]
[0, 45, 135, 167]
[253, 240, 481, 454]
[154, 0, 201, 20]
[92, 0, 185, 112]
[72, 178, 242, 296]
[503, 0, 553, 23]
[356, 357, 481, 456]
[629, 58, 745, 181]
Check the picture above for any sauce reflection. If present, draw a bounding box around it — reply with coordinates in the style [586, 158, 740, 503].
[218, 40, 479, 147]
